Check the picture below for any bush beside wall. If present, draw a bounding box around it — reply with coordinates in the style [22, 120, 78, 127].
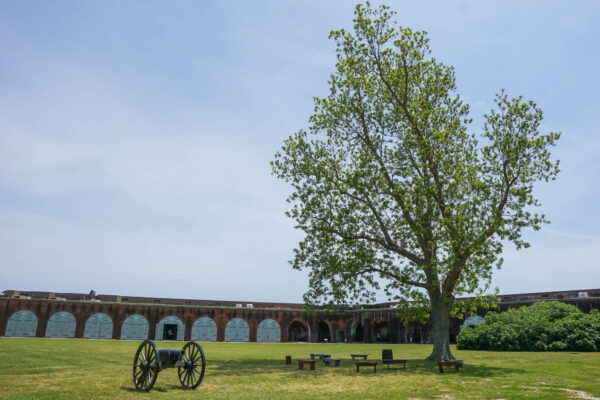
[456, 301, 600, 351]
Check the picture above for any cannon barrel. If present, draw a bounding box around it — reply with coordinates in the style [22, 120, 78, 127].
[158, 348, 186, 369]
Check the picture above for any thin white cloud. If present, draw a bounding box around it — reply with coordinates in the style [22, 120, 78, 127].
[543, 228, 600, 242]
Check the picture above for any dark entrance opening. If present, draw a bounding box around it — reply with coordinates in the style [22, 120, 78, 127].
[373, 321, 389, 342]
[288, 321, 308, 342]
[317, 322, 331, 342]
[413, 325, 422, 343]
[163, 324, 178, 340]
[354, 323, 363, 342]
[337, 330, 345, 342]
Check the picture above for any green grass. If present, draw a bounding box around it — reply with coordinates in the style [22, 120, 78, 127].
[1, 338, 599, 399]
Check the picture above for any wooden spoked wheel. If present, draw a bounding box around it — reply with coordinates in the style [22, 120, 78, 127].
[178, 341, 206, 389]
[133, 340, 159, 391]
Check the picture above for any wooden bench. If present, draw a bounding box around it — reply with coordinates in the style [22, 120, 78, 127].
[437, 360, 463, 372]
[382, 358, 406, 369]
[298, 359, 316, 370]
[350, 354, 368, 361]
[355, 361, 377, 372]
[310, 353, 325, 360]
[323, 358, 340, 367]
[382, 349, 406, 369]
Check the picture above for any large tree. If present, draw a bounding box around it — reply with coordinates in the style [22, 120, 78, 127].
[272, 3, 560, 361]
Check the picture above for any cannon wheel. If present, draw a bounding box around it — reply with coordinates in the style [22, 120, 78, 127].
[133, 340, 159, 391]
[178, 341, 206, 389]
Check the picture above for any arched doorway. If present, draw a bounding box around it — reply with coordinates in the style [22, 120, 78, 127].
[288, 320, 308, 342]
[84, 313, 113, 339]
[120, 314, 149, 340]
[460, 316, 484, 330]
[257, 319, 281, 342]
[5, 310, 37, 337]
[191, 317, 217, 341]
[372, 321, 389, 342]
[372, 321, 390, 343]
[317, 321, 331, 342]
[155, 316, 185, 341]
[352, 321, 364, 342]
[45, 311, 76, 338]
[224, 318, 249, 342]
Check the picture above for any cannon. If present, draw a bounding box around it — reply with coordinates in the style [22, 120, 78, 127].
[132, 340, 206, 391]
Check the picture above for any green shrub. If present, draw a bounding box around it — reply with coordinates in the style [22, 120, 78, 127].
[456, 301, 600, 351]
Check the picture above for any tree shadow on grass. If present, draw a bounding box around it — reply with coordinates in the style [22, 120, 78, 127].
[207, 358, 524, 378]
[392, 359, 525, 377]
[120, 386, 167, 393]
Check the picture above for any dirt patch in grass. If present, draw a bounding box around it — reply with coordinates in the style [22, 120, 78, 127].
[558, 388, 600, 400]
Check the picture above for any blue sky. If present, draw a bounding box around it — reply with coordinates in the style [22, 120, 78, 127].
[1, 1, 598, 302]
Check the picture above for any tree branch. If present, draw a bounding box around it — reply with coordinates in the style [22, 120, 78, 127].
[362, 265, 427, 289]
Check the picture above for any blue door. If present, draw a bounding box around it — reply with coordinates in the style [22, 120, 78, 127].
[45, 312, 76, 338]
[191, 317, 217, 341]
[120, 315, 149, 340]
[84, 313, 113, 339]
[257, 319, 280, 342]
[224, 318, 249, 342]
[5, 310, 37, 337]
[155, 316, 185, 341]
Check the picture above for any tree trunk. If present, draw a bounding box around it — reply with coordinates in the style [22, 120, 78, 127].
[426, 296, 455, 362]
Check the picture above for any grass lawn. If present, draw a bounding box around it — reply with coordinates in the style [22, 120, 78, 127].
[0, 338, 599, 399]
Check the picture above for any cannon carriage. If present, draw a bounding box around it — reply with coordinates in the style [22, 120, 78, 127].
[132, 340, 206, 391]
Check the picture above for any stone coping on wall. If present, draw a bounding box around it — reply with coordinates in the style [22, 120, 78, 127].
[1, 295, 598, 313]
[0, 296, 306, 312]
[493, 296, 600, 305]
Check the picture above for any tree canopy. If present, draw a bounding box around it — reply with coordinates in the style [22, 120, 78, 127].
[271, 2, 560, 361]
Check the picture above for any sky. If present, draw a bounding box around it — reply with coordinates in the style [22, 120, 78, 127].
[1, 1, 599, 303]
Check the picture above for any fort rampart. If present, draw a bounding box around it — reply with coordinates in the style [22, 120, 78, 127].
[1, 289, 599, 344]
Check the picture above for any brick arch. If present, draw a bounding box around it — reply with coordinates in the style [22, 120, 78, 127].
[45, 311, 76, 338]
[224, 317, 250, 342]
[114, 308, 152, 340]
[257, 318, 281, 342]
[4, 309, 37, 337]
[317, 320, 333, 342]
[371, 319, 390, 342]
[155, 315, 185, 341]
[83, 313, 113, 339]
[287, 318, 310, 342]
[351, 320, 365, 342]
[190, 316, 217, 341]
[120, 314, 150, 340]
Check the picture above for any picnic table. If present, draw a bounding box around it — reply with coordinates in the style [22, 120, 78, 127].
[350, 354, 368, 361]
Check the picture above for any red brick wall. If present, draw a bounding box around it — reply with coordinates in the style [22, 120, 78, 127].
[2, 292, 599, 343]
[0, 298, 378, 343]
